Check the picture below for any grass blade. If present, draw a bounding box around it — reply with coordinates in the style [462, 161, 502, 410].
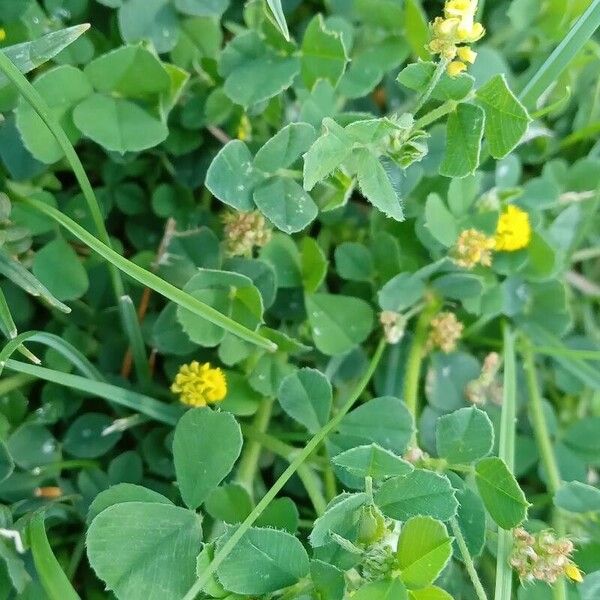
[0, 25, 90, 87]
[519, 0, 600, 107]
[5, 359, 182, 426]
[0, 287, 17, 339]
[119, 295, 151, 385]
[20, 197, 276, 351]
[29, 513, 81, 600]
[494, 323, 516, 600]
[266, 0, 290, 41]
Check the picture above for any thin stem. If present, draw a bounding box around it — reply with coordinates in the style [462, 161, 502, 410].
[415, 100, 457, 129]
[494, 323, 516, 600]
[403, 300, 440, 443]
[183, 339, 387, 600]
[413, 59, 449, 115]
[236, 397, 274, 495]
[450, 518, 488, 600]
[322, 446, 338, 502]
[296, 464, 327, 516]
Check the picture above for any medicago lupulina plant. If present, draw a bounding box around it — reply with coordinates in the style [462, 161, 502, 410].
[0, 0, 600, 599]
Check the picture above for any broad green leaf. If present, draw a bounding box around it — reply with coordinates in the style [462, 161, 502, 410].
[278, 368, 332, 433]
[332, 444, 413, 480]
[206, 140, 264, 211]
[260, 233, 302, 288]
[431, 273, 483, 302]
[303, 118, 352, 191]
[440, 103, 485, 178]
[216, 526, 309, 595]
[301, 14, 348, 89]
[118, 0, 179, 53]
[84, 45, 171, 98]
[476, 74, 531, 159]
[436, 407, 494, 464]
[254, 123, 317, 173]
[305, 293, 374, 355]
[0, 25, 90, 88]
[309, 493, 368, 547]
[175, 0, 228, 16]
[219, 31, 300, 107]
[424, 194, 458, 247]
[254, 178, 318, 233]
[87, 483, 173, 524]
[87, 502, 203, 600]
[205, 483, 253, 524]
[409, 587, 453, 600]
[266, 0, 290, 40]
[375, 470, 458, 521]
[395, 516, 453, 589]
[404, 0, 431, 60]
[301, 237, 328, 293]
[335, 242, 374, 282]
[554, 481, 600, 513]
[173, 408, 243, 509]
[73, 94, 168, 153]
[311, 560, 345, 600]
[16, 65, 92, 164]
[397, 62, 474, 102]
[63, 413, 121, 459]
[353, 578, 408, 600]
[356, 148, 404, 221]
[475, 457, 529, 529]
[378, 272, 426, 312]
[31, 237, 89, 302]
[256, 497, 300, 533]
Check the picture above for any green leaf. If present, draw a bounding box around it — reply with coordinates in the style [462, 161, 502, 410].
[206, 140, 264, 211]
[215, 526, 310, 595]
[309, 492, 368, 547]
[84, 45, 171, 98]
[335, 242, 374, 282]
[303, 118, 352, 191]
[436, 407, 494, 464]
[15, 65, 92, 164]
[356, 149, 404, 221]
[73, 94, 168, 153]
[265, 0, 290, 40]
[409, 587, 453, 600]
[311, 560, 346, 600]
[397, 62, 473, 102]
[378, 272, 426, 312]
[332, 444, 413, 480]
[175, 0, 228, 17]
[260, 233, 302, 288]
[305, 292, 374, 355]
[63, 413, 121, 459]
[404, 0, 431, 60]
[254, 178, 318, 233]
[375, 470, 458, 521]
[278, 368, 332, 433]
[476, 74, 531, 159]
[0, 25, 90, 88]
[31, 237, 89, 302]
[301, 237, 328, 293]
[30, 514, 80, 600]
[254, 123, 316, 173]
[395, 516, 453, 590]
[301, 14, 348, 90]
[554, 481, 600, 513]
[205, 483, 254, 524]
[118, 0, 179, 53]
[219, 31, 300, 107]
[475, 457, 529, 529]
[440, 103, 485, 178]
[87, 502, 203, 600]
[353, 578, 408, 600]
[87, 483, 173, 525]
[173, 408, 243, 510]
[424, 194, 458, 247]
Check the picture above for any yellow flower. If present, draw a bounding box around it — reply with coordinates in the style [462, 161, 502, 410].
[447, 61, 467, 77]
[171, 361, 227, 407]
[457, 46, 477, 64]
[495, 205, 531, 252]
[452, 228, 496, 269]
[564, 563, 583, 583]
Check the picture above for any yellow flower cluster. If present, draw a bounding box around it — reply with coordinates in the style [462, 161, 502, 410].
[171, 361, 227, 407]
[429, 0, 485, 76]
[427, 312, 464, 354]
[495, 205, 532, 252]
[452, 228, 495, 269]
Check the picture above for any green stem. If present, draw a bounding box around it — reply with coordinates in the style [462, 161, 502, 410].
[415, 100, 457, 129]
[236, 397, 274, 494]
[494, 323, 517, 600]
[322, 446, 338, 502]
[450, 518, 489, 600]
[413, 59, 449, 115]
[182, 338, 387, 600]
[403, 301, 439, 443]
[297, 464, 327, 516]
[522, 340, 566, 600]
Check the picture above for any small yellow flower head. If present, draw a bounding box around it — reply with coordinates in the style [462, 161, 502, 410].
[223, 210, 272, 257]
[171, 361, 227, 407]
[452, 228, 496, 269]
[0, 29, 6, 43]
[511, 528, 581, 585]
[495, 205, 532, 252]
[237, 114, 252, 141]
[429, 0, 484, 76]
[427, 312, 464, 354]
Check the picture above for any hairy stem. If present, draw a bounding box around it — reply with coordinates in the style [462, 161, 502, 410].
[450, 518, 488, 600]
